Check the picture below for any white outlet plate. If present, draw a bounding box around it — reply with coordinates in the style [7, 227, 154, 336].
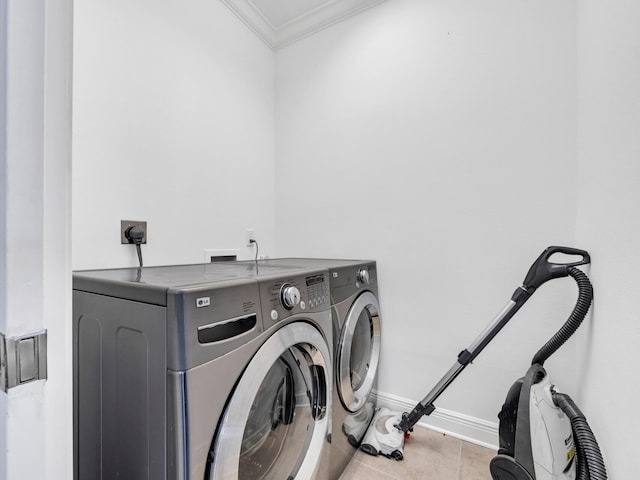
[246, 229, 255, 246]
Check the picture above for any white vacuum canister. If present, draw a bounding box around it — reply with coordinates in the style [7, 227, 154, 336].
[529, 375, 576, 479]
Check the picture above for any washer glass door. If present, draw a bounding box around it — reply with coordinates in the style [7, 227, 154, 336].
[210, 322, 330, 480]
[337, 291, 381, 412]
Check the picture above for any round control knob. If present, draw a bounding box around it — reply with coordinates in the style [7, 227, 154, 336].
[281, 284, 301, 310]
[357, 269, 370, 285]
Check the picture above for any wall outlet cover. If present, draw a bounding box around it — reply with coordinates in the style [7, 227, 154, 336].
[121, 220, 147, 244]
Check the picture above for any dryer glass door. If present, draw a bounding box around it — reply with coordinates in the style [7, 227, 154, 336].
[210, 322, 330, 480]
[337, 291, 381, 412]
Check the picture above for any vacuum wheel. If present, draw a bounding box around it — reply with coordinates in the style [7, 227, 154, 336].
[489, 455, 534, 480]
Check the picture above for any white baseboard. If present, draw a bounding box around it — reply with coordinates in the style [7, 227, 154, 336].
[374, 390, 499, 450]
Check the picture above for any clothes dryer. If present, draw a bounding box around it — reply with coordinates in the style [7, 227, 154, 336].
[73, 262, 332, 480]
[237, 259, 382, 480]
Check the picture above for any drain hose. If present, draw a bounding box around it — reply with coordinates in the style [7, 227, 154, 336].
[553, 392, 607, 480]
[531, 267, 593, 366]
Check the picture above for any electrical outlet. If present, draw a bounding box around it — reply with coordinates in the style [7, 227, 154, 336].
[121, 220, 147, 244]
[246, 229, 255, 246]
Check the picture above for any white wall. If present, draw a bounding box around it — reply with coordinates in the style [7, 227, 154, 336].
[72, 0, 276, 270]
[276, 0, 580, 431]
[575, 0, 640, 477]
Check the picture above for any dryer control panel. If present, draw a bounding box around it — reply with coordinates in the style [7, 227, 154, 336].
[260, 270, 330, 327]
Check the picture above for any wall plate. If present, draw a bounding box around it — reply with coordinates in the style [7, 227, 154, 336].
[121, 220, 147, 244]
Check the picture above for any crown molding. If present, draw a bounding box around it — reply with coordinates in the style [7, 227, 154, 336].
[221, 0, 387, 50]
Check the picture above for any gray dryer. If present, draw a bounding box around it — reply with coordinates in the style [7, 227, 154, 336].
[237, 258, 382, 480]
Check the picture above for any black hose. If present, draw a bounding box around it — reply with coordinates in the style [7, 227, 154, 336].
[135, 243, 144, 267]
[553, 392, 607, 480]
[531, 267, 593, 366]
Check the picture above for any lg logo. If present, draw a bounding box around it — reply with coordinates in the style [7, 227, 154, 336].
[196, 297, 211, 308]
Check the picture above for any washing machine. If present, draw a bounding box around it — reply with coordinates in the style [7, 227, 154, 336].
[72, 262, 332, 480]
[236, 259, 382, 479]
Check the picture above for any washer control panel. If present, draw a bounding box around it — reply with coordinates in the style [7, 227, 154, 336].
[261, 270, 330, 326]
[305, 273, 329, 310]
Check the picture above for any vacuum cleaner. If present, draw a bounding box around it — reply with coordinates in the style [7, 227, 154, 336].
[360, 246, 607, 479]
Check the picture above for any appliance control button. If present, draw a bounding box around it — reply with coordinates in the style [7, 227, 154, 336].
[271, 309, 278, 321]
[281, 284, 301, 310]
[357, 269, 370, 285]
[300, 301, 306, 310]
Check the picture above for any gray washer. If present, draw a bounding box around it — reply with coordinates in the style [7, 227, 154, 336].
[73, 262, 333, 480]
[238, 259, 382, 480]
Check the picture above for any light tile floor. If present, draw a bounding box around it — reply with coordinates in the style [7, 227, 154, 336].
[339, 427, 496, 480]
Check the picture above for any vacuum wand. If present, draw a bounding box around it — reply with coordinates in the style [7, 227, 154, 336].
[395, 246, 591, 433]
[395, 296, 525, 432]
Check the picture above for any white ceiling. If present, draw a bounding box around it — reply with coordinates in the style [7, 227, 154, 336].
[221, 0, 386, 49]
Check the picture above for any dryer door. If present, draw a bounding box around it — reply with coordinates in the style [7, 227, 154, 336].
[337, 291, 381, 413]
[209, 322, 331, 480]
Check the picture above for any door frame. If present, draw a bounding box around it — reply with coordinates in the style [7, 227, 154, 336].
[0, 0, 73, 478]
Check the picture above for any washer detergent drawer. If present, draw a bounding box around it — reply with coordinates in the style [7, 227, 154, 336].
[73, 291, 167, 480]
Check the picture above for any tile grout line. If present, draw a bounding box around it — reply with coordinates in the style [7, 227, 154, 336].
[455, 439, 463, 480]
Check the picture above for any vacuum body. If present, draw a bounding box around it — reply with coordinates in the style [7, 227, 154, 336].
[528, 376, 576, 478]
[492, 365, 576, 479]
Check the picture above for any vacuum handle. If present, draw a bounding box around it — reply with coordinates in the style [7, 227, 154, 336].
[521, 246, 590, 291]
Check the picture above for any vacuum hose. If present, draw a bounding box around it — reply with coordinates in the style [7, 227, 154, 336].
[553, 392, 608, 480]
[531, 267, 593, 366]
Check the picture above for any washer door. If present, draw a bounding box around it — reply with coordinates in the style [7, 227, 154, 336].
[337, 291, 381, 412]
[209, 322, 330, 480]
